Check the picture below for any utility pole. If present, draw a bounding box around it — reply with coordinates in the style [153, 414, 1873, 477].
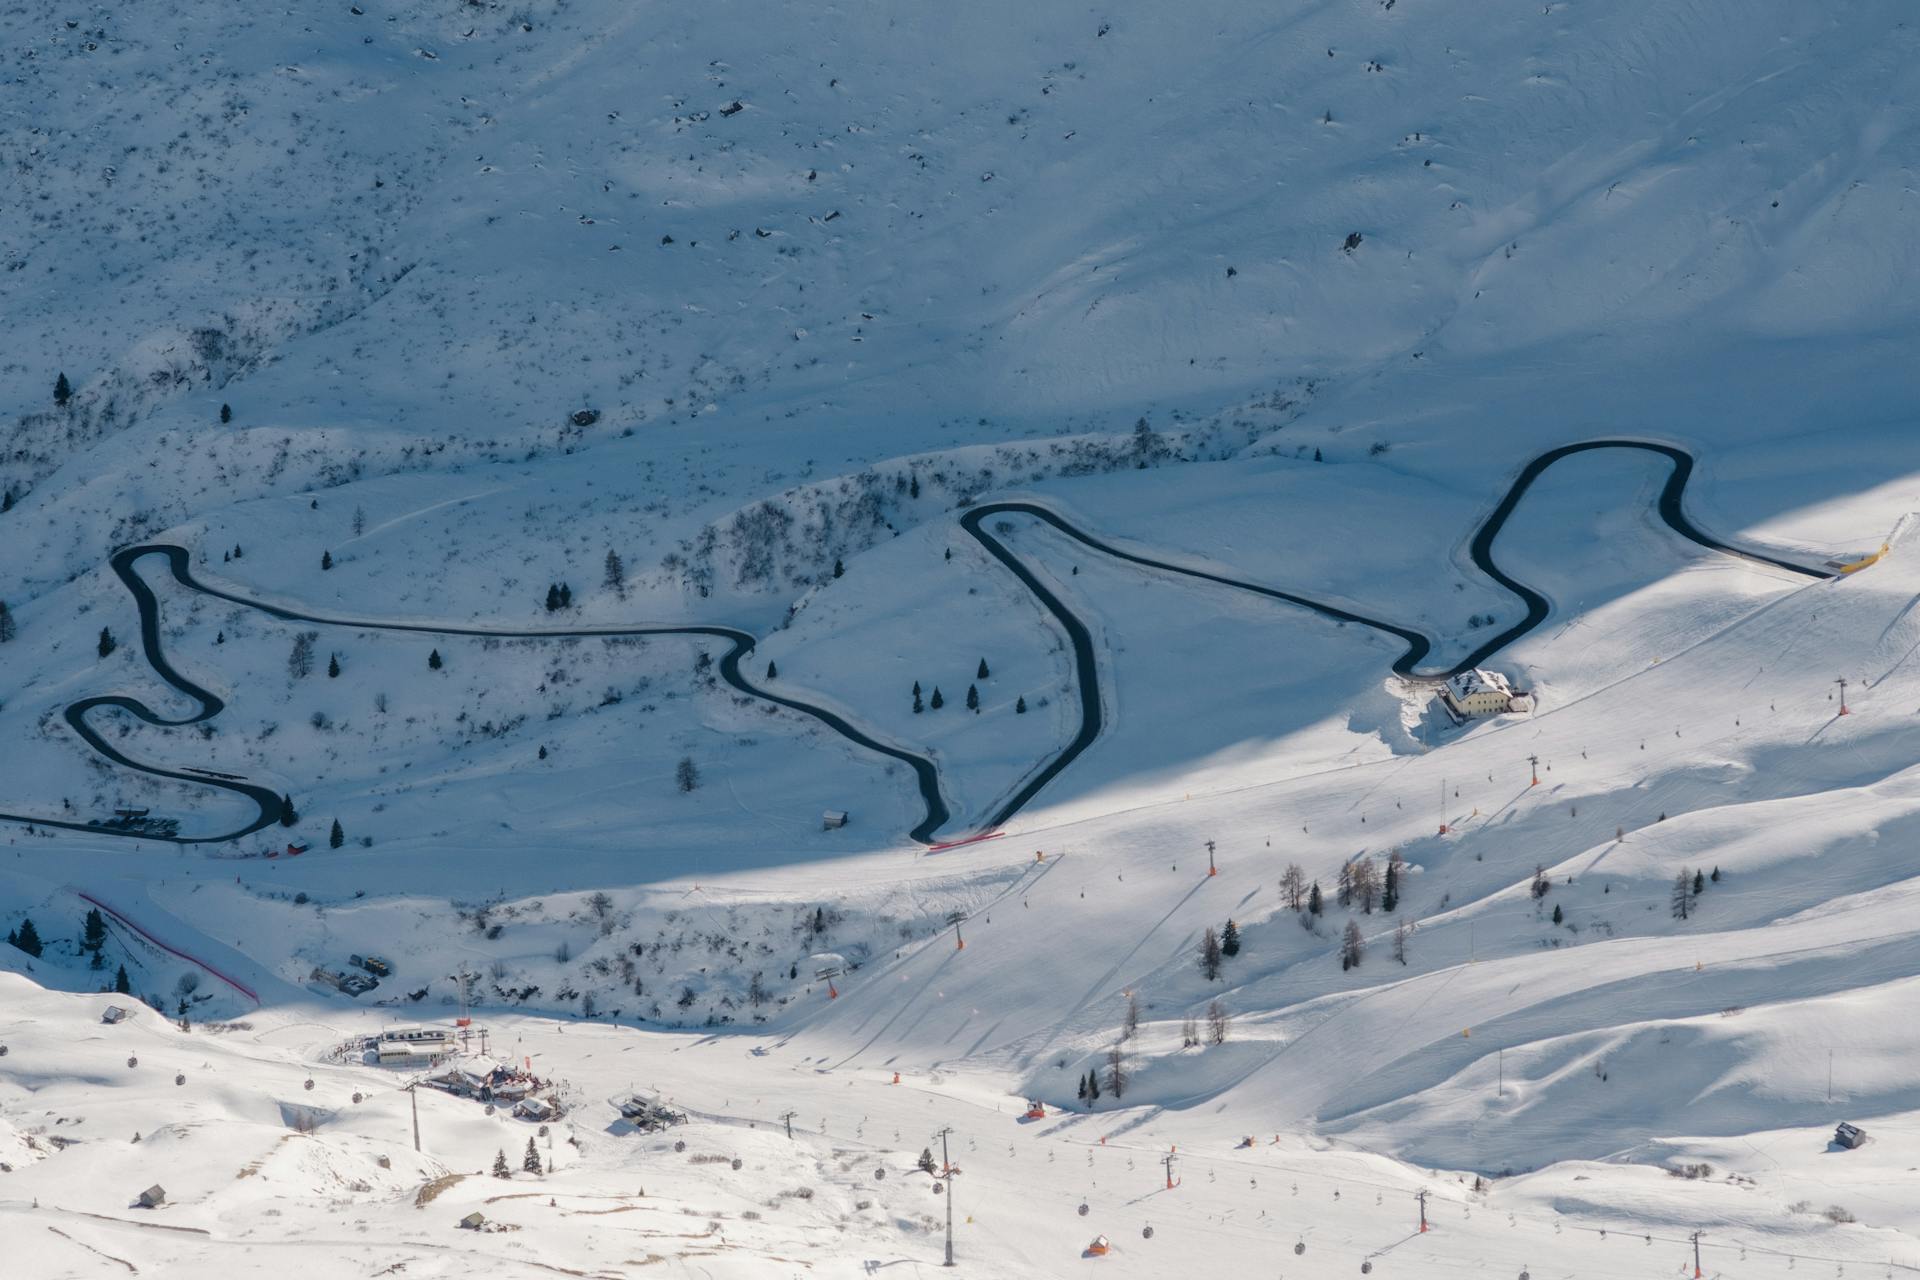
[1205, 840, 1217, 877]
[933, 1126, 956, 1267]
[1836, 677, 1850, 715]
[1416, 1189, 1429, 1233]
[408, 1080, 421, 1152]
[1438, 778, 1449, 835]
[781, 1110, 797, 1140]
[1690, 1229, 1704, 1278]
[1527, 754, 1540, 787]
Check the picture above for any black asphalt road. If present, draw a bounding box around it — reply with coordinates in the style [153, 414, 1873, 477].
[0, 440, 1830, 850]
[960, 439, 1829, 834]
[0, 545, 950, 846]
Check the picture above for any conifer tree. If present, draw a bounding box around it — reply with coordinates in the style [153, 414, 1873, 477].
[279, 794, 298, 826]
[493, 1149, 511, 1179]
[676, 757, 700, 792]
[329, 819, 344, 849]
[977, 658, 990, 679]
[545, 583, 562, 612]
[1076, 1074, 1088, 1102]
[524, 1136, 543, 1174]
[1015, 695, 1026, 714]
[0, 599, 14, 643]
[114, 963, 131, 994]
[1336, 861, 1354, 909]
[220, 403, 232, 424]
[603, 548, 626, 599]
[766, 660, 778, 679]
[1220, 919, 1241, 958]
[1307, 881, 1323, 915]
[913, 686, 924, 713]
[1199, 926, 1223, 980]
[82, 908, 107, 967]
[428, 649, 443, 670]
[327, 652, 340, 678]
[11, 918, 42, 957]
[833, 558, 844, 578]
[1382, 850, 1403, 913]
[98, 627, 116, 658]
[1670, 870, 1692, 920]
[1692, 869, 1705, 895]
[1, 489, 11, 512]
[320, 550, 333, 571]
[930, 687, 944, 710]
[54, 372, 71, 406]
[558, 582, 572, 608]
[966, 683, 979, 712]
[1086, 1068, 1100, 1103]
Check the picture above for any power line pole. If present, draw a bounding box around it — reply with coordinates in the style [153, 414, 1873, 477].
[781, 1109, 797, 1140]
[1690, 1229, 1704, 1278]
[408, 1080, 421, 1152]
[1416, 1189, 1429, 1233]
[934, 1126, 956, 1267]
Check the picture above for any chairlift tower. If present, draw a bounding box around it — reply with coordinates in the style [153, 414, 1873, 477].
[932, 1126, 958, 1267]
[947, 910, 969, 951]
[815, 964, 842, 1000]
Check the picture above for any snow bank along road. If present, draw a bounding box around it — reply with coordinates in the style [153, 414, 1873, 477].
[0, 440, 1831, 850]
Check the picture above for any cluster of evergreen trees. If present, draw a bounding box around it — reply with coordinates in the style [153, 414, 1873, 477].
[1198, 919, 1241, 980]
[543, 582, 574, 612]
[7, 909, 133, 992]
[911, 659, 1023, 715]
[1278, 853, 1412, 970]
[1671, 865, 1718, 919]
[493, 1137, 547, 1178]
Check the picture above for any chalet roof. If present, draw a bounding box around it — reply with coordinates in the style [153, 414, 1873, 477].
[1446, 668, 1513, 700]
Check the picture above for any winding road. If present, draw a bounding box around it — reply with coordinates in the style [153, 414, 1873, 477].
[0, 439, 1832, 850]
[957, 439, 1829, 834]
[0, 545, 949, 845]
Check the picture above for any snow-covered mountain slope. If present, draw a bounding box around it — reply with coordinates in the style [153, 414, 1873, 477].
[6, 0, 1920, 1275]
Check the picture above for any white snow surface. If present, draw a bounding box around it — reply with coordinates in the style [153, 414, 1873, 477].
[4, 0, 1920, 1274]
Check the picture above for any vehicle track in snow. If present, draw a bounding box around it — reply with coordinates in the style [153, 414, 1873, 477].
[0, 440, 1830, 850]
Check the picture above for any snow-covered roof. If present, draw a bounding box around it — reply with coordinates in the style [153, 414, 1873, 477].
[1445, 668, 1514, 699]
